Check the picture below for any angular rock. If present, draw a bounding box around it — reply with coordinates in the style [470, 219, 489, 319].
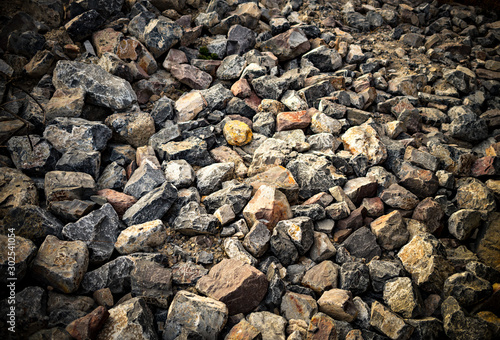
[384, 277, 422, 319]
[65, 306, 109, 340]
[398, 162, 439, 199]
[276, 110, 311, 131]
[217, 54, 246, 80]
[247, 311, 287, 340]
[163, 159, 195, 189]
[7, 135, 59, 176]
[443, 271, 492, 307]
[122, 181, 178, 227]
[79, 255, 135, 294]
[309, 231, 336, 262]
[302, 46, 342, 72]
[342, 124, 387, 165]
[32, 235, 89, 293]
[441, 296, 491, 340]
[259, 28, 310, 61]
[306, 312, 338, 340]
[380, 183, 420, 210]
[115, 219, 166, 255]
[105, 111, 155, 148]
[196, 259, 267, 315]
[62, 203, 122, 263]
[171, 63, 212, 90]
[370, 301, 414, 340]
[301, 260, 339, 294]
[53, 61, 136, 110]
[370, 211, 409, 251]
[243, 222, 271, 258]
[456, 177, 496, 213]
[476, 213, 500, 272]
[281, 291, 318, 322]
[317, 289, 358, 322]
[341, 227, 381, 261]
[173, 201, 221, 236]
[55, 149, 101, 179]
[157, 137, 214, 167]
[130, 258, 173, 308]
[96, 189, 137, 218]
[243, 185, 292, 230]
[225, 319, 261, 340]
[340, 262, 370, 295]
[0, 234, 36, 283]
[368, 260, 405, 293]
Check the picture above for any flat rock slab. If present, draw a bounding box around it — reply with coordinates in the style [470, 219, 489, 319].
[196, 258, 268, 315]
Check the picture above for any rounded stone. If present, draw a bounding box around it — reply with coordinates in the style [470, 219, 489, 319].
[223, 120, 253, 146]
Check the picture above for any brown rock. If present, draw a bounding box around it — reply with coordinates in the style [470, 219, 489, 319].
[411, 198, 444, 234]
[258, 99, 286, 115]
[343, 177, 378, 205]
[380, 183, 420, 210]
[306, 312, 337, 340]
[471, 156, 500, 177]
[46, 87, 85, 121]
[92, 28, 123, 57]
[280, 291, 318, 322]
[231, 78, 252, 98]
[0, 167, 38, 212]
[245, 166, 299, 204]
[317, 288, 358, 322]
[476, 213, 500, 272]
[370, 211, 409, 251]
[398, 162, 439, 199]
[210, 146, 248, 178]
[337, 206, 367, 230]
[191, 59, 222, 78]
[242, 185, 292, 230]
[171, 64, 212, 90]
[276, 110, 311, 131]
[259, 27, 310, 61]
[174, 90, 207, 122]
[301, 260, 339, 294]
[362, 197, 384, 217]
[370, 301, 414, 340]
[225, 319, 262, 340]
[96, 189, 137, 217]
[66, 306, 109, 340]
[196, 259, 268, 315]
[93, 288, 114, 308]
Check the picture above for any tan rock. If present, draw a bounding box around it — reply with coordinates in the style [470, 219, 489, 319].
[223, 120, 253, 146]
[115, 220, 166, 254]
[242, 185, 292, 230]
[301, 260, 339, 294]
[370, 301, 414, 340]
[174, 90, 207, 122]
[231, 78, 252, 98]
[317, 288, 358, 322]
[370, 211, 409, 251]
[245, 166, 299, 204]
[341, 124, 387, 165]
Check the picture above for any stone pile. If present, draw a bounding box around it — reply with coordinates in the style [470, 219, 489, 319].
[0, 0, 500, 339]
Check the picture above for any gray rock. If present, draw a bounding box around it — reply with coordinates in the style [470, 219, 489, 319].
[164, 290, 228, 340]
[202, 181, 253, 214]
[340, 262, 370, 295]
[341, 227, 381, 261]
[309, 231, 336, 262]
[251, 75, 289, 100]
[287, 153, 347, 200]
[157, 136, 214, 167]
[79, 255, 135, 294]
[97, 162, 127, 191]
[325, 202, 350, 220]
[44, 171, 96, 205]
[200, 83, 234, 111]
[150, 97, 175, 129]
[243, 221, 271, 258]
[149, 121, 182, 151]
[247, 311, 287, 340]
[270, 223, 299, 266]
[224, 237, 257, 266]
[62, 203, 123, 263]
[131, 15, 183, 58]
[448, 209, 482, 241]
[122, 181, 178, 227]
[449, 113, 488, 142]
[384, 277, 423, 319]
[227, 24, 256, 56]
[64, 10, 104, 41]
[196, 162, 234, 196]
[124, 160, 166, 199]
[172, 201, 221, 236]
[55, 149, 101, 179]
[131, 258, 172, 308]
[380, 183, 420, 210]
[105, 111, 156, 148]
[302, 46, 342, 72]
[216, 54, 246, 80]
[344, 11, 370, 32]
[98, 297, 157, 340]
[275, 216, 314, 255]
[368, 260, 405, 293]
[443, 271, 492, 307]
[43, 117, 111, 153]
[292, 204, 326, 221]
[52, 61, 136, 110]
[7, 135, 59, 176]
[252, 111, 276, 137]
[32, 235, 89, 293]
[162, 159, 195, 189]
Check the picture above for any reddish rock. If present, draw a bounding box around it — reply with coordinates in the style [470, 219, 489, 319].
[259, 27, 311, 61]
[171, 64, 212, 90]
[162, 48, 188, 70]
[66, 306, 109, 340]
[398, 162, 439, 199]
[245, 91, 262, 111]
[196, 259, 268, 315]
[116, 37, 140, 60]
[471, 156, 500, 177]
[96, 189, 137, 217]
[226, 319, 261, 340]
[175, 90, 207, 122]
[412, 198, 444, 234]
[337, 207, 367, 230]
[333, 229, 352, 243]
[242, 184, 293, 230]
[302, 192, 334, 207]
[276, 110, 311, 131]
[362, 197, 384, 217]
[306, 312, 338, 340]
[231, 78, 252, 98]
[191, 59, 222, 78]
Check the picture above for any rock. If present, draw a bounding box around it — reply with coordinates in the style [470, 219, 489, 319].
[370, 301, 414, 340]
[63, 202, 122, 263]
[455, 177, 497, 213]
[476, 213, 500, 272]
[0, 167, 38, 212]
[309, 231, 336, 262]
[97, 297, 157, 340]
[225, 319, 261, 340]
[306, 312, 338, 340]
[341, 227, 381, 261]
[105, 111, 155, 148]
[251, 75, 289, 101]
[341, 124, 387, 165]
[32, 235, 89, 293]
[247, 138, 292, 176]
[216, 54, 246, 80]
[157, 137, 214, 167]
[96, 189, 137, 218]
[302, 46, 342, 72]
[441, 296, 491, 340]
[224, 237, 257, 265]
[270, 224, 299, 266]
[196, 162, 234, 196]
[122, 181, 178, 227]
[171, 63, 212, 90]
[115, 220, 166, 254]
[384, 277, 422, 319]
[80, 255, 135, 294]
[93, 288, 114, 308]
[292, 203, 326, 221]
[398, 233, 454, 293]
[370, 211, 409, 251]
[310, 112, 342, 135]
[65, 10, 104, 41]
[380, 183, 420, 210]
[132, 16, 183, 58]
[44, 118, 112, 153]
[243, 222, 271, 257]
[0, 234, 36, 283]
[7, 135, 59, 176]
[259, 28, 310, 61]
[280, 291, 318, 322]
[203, 181, 253, 215]
[343, 177, 377, 206]
[174, 91, 207, 123]
[227, 24, 256, 55]
[443, 271, 492, 307]
[224, 120, 253, 146]
[55, 149, 101, 179]
[130, 257, 173, 308]
[287, 153, 347, 200]
[340, 262, 370, 295]
[301, 260, 339, 294]
[246, 166, 299, 204]
[276, 110, 311, 131]
[162, 159, 196, 188]
[368, 260, 405, 293]
[317, 288, 358, 322]
[214, 204, 235, 226]
[171, 261, 208, 285]
[211, 146, 248, 177]
[97, 162, 127, 191]
[53, 61, 136, 110]
[243, 185, 292, 230]
[44, 88, 85, 122]
[173, 201, 221, 236]
[196, 258, 267, 315]
[65, 306, 109, 340]
[247, 311, 287, 340]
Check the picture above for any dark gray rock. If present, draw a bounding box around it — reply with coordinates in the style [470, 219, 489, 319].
[49, 199, 96, 223]
[7, 135, 59, 176]
[157, 136, 214, 167]
[97, 161, 127, 191]
[202, 181, 253, 214]
[443, 271, 492, 307]
[55, 150, 101, 179]
[252, 75, 289, 100]
[173, 201, 221, 236]
[122, 181, 178, 227]
[196, 162, 234, 196]
[131, 258, 173, 308]
[298, 80, 335, 108]
[449, 113, 488, 142]
[79, 255, 135, 294]
[216, 54, 246, 80]
[253, 111, 276, 137]
[7, 30, 46, 58]
[227, 24, 256, 56]
[131, 16, 183, 58]
[292, 203, 326, 221]
[441, 296, 492, 340]
[270, 224, 299, 266]
[123, 160, 166, 199]
[149, 121, 182, 151]
[43, 117, 112, 153]
[341, 227, 381, 261]
[62, 203, 123, 263]
[368, 260, 405, 293]
[243, 221, 271, 258]
[275, 217, 314, 255]
[150, 96, 175, 129]
[344, 11, 370, 32]
[301, 46, 342, 72]
[64, 10, 104, 41]
[340, 262, 370, 295]
[52, 61, 136, 110]
[201, 83, 234, 111]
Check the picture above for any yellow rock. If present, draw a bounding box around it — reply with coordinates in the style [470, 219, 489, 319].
[223, 120, 253, 146]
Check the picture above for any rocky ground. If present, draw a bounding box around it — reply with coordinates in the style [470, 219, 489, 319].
[0, 0, 500, 339]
